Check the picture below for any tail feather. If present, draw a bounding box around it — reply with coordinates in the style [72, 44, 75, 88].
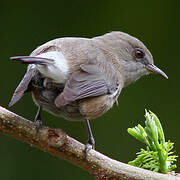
[9, 65, 36, 107]
[10, 56, 54, 65]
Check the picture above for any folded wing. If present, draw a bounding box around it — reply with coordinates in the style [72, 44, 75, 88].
[55, 63, 119, 108]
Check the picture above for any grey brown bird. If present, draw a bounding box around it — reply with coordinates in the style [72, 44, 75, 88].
[9, 31, 168, 153]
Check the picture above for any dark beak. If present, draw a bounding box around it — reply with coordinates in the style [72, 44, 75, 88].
[146, 64, 168, 79]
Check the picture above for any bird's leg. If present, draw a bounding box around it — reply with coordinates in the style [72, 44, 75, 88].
[34, 106, 42, 131]
[85, 118, 95, 154]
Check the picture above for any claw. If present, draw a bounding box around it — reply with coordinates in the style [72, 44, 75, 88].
[84, 136, 95, 155]
[34, 119, 42, 132]
[34, 106, 42, 132]
[85, 143, 94, 154]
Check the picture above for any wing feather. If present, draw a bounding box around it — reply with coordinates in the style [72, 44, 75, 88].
[55, 64, 117, 108]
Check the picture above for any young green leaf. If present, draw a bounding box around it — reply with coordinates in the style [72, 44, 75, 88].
[128, 110, 178, 173]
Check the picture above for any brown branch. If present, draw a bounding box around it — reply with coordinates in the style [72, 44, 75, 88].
[0, 105, 179, 180]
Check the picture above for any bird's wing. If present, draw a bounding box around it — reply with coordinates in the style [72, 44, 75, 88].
[9, 65, 36, 107]
[55, 63, 121, 108]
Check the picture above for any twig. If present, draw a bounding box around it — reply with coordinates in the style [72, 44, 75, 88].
[0, 105, 179, 180]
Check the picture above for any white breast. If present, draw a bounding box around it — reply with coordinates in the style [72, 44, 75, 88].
[36, 51, 69, 83]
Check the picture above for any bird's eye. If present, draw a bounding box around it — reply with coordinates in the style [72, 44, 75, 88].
[134, 49, 145, 60]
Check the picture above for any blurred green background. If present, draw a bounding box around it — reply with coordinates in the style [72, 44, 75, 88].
[1, 0, 180, 179]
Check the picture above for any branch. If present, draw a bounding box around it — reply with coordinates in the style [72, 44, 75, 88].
[0, 105, 179, 180]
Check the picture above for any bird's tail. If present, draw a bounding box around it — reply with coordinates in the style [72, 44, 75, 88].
[10, 56, 54, 65]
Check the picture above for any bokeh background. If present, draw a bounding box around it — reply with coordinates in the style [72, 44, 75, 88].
[1, 0, 180, 179]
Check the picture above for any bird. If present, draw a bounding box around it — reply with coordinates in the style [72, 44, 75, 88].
[9, 31, 168, 153]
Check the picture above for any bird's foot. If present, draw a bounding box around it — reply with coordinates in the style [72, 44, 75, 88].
[34, 106, 42, 132]
[34, 119, 42, 132]
[85, 136, 95, 155]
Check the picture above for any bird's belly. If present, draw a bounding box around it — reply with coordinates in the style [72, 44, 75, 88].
[32, 88, 114, 121]
[31, 74, 116, 121]
[43, 102, 84, 121]
[32, 88, 84, 121]
[79, 95, 114, 120]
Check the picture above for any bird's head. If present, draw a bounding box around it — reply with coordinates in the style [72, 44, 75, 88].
[99, 31, 168, 87]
